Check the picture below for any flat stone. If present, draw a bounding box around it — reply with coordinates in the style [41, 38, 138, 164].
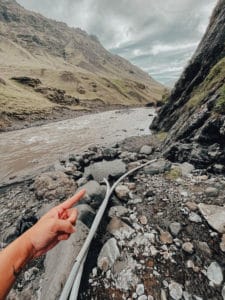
[169, 281, 183, 300]
[97, 238, 120, 271]
[138, 296, 148, 300]
[85, 159, 126, 181]
[107, 217, 135, 240]
[186, 202, 198, 211]
[188, 212, 202, 223]
[140, 145, 153, 155]
[115, 184, 130, 201]
[195, 241, 212, 257]
[169, 222, 182, 236]
[207, 262, 223, 286]
[182, 242, 194, 254]
[205, 187, 219, 197]
[179, 162, 195, 177]
[144, 159, 171, 175]
[108, 206, 129, 218]
[198, 204, 225, 233]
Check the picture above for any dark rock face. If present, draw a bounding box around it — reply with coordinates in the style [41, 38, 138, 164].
[151, 0, 225, 173]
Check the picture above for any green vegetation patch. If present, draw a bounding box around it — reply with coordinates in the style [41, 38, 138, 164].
[214, 85, 225, 114]
[165, 167, 182, 180]
[187, 57, 225, 109]
[156, 131, 168, 142]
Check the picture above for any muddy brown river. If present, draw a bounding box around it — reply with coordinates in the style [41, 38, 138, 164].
[0, 108, 155, 185]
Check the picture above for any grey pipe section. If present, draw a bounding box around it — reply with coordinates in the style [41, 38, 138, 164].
[60, 158, 157, 300]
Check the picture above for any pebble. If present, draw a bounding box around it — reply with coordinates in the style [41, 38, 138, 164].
[140, 215, 148, 225]
[207, 261, 223, 286]
[115, 185, 130, 201]
[148, 296, 154, 300]
[150, 246, 158, 257]
[169, 222, 182, 236]
[185, 201, 198, 211]
[222, 285, 225, 300]
[205, 187, 219, 197]
[220, 234, 225, 252]
[138, 296, 148, 300]
[182, 242, 194, 254]
[188, 212, 202, 223]
[136, 284, 145, 296]
[183, 291, 192, 300]
[161, 289, 167, 300]
[108, 206, 129, 218]
[169, 281, 183, 300]
[140, 145, 153, 155]
[159, 230, 173, 245]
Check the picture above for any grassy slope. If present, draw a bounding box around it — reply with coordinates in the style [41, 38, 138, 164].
[186, 57, 225, 111]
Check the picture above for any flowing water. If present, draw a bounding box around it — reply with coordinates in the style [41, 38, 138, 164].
[0, 108, 155, 185]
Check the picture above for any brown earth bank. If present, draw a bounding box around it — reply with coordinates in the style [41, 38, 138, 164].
[1, 134, 225, 300]
[0, 102, 132, 132]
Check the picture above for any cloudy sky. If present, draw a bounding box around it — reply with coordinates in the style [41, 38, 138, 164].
[17, 0, 217, 87]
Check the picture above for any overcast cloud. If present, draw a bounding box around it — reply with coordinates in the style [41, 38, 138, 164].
[17, 0, 217, 86]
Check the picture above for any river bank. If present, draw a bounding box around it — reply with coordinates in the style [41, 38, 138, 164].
[0, 104, 131, 133]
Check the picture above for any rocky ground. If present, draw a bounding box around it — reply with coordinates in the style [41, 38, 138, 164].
[1, 135, 225, 300]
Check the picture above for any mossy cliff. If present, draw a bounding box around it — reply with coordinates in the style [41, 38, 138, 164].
[151, 0, 225, 173]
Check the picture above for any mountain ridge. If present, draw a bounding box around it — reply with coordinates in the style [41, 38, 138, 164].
[0, 0, 164, 130]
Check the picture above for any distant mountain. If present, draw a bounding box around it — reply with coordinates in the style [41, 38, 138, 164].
[151, 0, 225, 173]
[0, 0, 164, 129]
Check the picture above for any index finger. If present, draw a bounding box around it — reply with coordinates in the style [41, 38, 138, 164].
[59, 189, 86, 209]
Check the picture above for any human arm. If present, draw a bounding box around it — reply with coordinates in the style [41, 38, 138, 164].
[0, 189, 85, 299]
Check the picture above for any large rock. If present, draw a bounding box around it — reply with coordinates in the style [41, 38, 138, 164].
[97, 238, 120, 271]
[39, 220, 89, 300]
[79, 180, 106, 208]
[34, 171, 76, 201]
[84, 159, 126, 182]
[144, 159, 171, 175]
[198, 204, 225, 233]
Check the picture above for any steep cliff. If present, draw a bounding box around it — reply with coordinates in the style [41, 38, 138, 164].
[151, 0, 225, 173]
